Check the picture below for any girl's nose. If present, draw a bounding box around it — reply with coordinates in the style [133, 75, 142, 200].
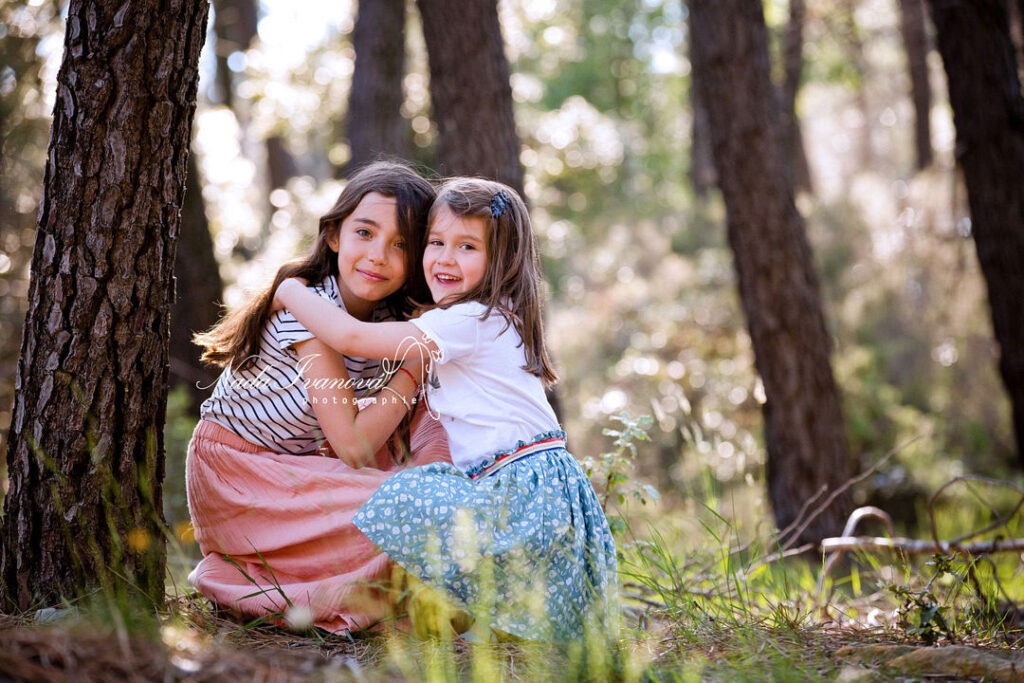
[437, 245, 456, 264]
[367, 241, 386, 264]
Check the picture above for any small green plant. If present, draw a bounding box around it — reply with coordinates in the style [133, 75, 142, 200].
[581, 413, 660, 538]
[891, 583, 952, 645]
[889, 554, 958, 645]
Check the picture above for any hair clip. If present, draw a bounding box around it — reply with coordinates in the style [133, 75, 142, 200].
[490, 190, 511, 218]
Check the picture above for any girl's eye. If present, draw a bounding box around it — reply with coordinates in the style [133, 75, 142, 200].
[355, 228, 372, 238]
[394, 241, 406, 250]
[428, 239, 443, 247]
[460, 243, 475, 251]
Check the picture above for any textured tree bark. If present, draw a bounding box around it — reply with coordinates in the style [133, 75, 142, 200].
[416, 0, 524, 195]
[689, 0, 854, 543]
[0, 0, 209, 611]
[347, 0, 411, 173]
[899, 0, 934, 170]
[928, 0, 1024, 466]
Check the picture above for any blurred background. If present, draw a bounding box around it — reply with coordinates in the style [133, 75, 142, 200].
[0, 0, 1016, 548]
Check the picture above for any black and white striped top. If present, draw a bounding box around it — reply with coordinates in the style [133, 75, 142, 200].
[199, 276, 396, 455]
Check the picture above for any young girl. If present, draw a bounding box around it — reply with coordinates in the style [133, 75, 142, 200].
[186, 160, 450, 635]
[274, 177, 617, 642]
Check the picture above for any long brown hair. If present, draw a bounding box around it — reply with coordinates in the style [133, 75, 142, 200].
[195, 160, 436, 369]
[426, 177, 558, 386]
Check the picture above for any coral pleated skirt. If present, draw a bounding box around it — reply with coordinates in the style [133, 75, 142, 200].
[185, 405, 450, 635]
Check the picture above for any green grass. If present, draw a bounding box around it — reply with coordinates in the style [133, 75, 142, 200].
[4, 409, 1022, 680]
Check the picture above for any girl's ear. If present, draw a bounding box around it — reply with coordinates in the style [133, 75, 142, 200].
[326, 230, 339, 252]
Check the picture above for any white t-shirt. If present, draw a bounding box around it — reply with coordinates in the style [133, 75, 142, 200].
[411, 301, 559, 471]
[200, 275, 394, 454]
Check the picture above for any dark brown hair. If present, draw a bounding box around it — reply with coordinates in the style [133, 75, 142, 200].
[427, 177, 557, 386]
[195, 160, 436, 369]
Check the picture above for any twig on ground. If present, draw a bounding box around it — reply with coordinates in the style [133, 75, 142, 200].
[926, 476, 1024, 546]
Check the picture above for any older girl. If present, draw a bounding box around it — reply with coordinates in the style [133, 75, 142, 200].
[186, 161, 450, 635]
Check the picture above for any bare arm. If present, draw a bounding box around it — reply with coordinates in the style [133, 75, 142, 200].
[293, 337, 421, 468]
[276, 278, 438, 363]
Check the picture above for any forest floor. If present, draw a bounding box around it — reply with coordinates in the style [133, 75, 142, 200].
[1, 593, 1022, 682]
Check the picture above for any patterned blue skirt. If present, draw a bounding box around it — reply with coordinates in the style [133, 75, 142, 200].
[353, 431, 618, 642]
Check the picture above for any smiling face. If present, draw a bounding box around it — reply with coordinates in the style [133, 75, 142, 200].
[422, 203, 489, 304]
[327, 192, 408, 319]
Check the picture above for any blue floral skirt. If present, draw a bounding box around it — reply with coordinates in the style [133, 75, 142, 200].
[353, 432, 618, 641]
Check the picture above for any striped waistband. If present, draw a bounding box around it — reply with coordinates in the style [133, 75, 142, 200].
[468, 435, 566, 480]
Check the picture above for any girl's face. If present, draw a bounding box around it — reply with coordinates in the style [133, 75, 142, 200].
[327, 192, 408, 318]
[422, 203, 488, 304]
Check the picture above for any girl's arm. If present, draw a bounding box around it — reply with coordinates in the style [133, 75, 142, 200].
[276, 277, 438, 362]
[293, 337, 421, 468]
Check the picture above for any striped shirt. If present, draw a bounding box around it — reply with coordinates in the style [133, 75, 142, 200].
[199, 276, 396, 455]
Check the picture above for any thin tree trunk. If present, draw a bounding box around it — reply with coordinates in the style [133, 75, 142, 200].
[779, 0, 814, 193]
[265, 134, 298, 190]
[690, 24, 717, 199]
[211, 0, 259, 108]
[689, 0, 854, 543]
[927, 0, 1024, 465]
[0, 0, 208, 611]
[839, 0, 874, 167]
[1009, 0, 1024, 74]
[899, 0, 934, 170]
[170, 149, 222, 415]
[347, 0, 411, 173]
[416, 0, 524, 195]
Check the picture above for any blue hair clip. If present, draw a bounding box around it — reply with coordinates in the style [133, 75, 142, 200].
[490, 190, 511, 218]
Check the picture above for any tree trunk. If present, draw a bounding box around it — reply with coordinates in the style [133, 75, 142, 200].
[1010, 1, 1024, 73]
[0, 0, 209, 611]
[265, 134, 298, 190]
[899, 0, 934, 170]
[779, 0, 814, 193]
[689, 15, 717, 200]
[170, 149, 222, 415]
[347, 0, 411, 173]
[839, 0, 874, 167]
[415, 0, 524, 195]
[927, 0, 1024, 465]
[689, 0, 854, 543]
[0, 1, 63, 457]
[211, 0, 259, 108]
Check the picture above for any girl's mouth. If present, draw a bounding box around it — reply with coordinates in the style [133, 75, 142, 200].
[357, 269, 386, 282]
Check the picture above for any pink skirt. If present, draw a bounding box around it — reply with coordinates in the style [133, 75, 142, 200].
[185, 406, 450, 634]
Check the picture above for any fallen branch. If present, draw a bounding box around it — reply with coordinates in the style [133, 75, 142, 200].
[820, 536, 1024, 555]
